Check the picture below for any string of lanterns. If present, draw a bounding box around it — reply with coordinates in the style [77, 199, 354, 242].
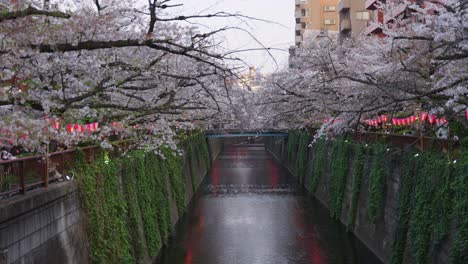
[364, 112, 453, 127]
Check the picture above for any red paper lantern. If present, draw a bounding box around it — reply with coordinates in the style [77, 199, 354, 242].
[421, 112, 428, 122]
[66, 124, 74, 133]
[92, 122, 99, 131]
[429, 114, 436, 124]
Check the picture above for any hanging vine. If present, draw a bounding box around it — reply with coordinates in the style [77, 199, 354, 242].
[309, 138, 327, 193]
[449, 150, 468, 264]
[296, 131, 310, 182]
[408, 152, 446, 264]
[75, 150, 134, 264]
[367, 143, 389, 223]
[328, 139, 350, 219]
[390, 152, 418, 264]
[347, 143, 364, 229]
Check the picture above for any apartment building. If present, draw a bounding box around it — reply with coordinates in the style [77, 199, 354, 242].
[338, 0, 372, 38]
[294, 0, 340, 46]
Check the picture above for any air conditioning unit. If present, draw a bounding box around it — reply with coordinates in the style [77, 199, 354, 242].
[324, 6, 336, 12]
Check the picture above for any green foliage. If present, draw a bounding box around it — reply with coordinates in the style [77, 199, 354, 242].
[187, 141, 196, 193]
[121, 154, 147, 262]
[408, 152, 447, 264]
[367, 144, 389, 223]
[347, 143, 365, 229]
[75, 150, 134, 264]
[296, 131, 310, 182]
[309, 138, 327, 193]
[74, 134, 209, 263]
[390, 152, 418, 264]
[328, 139, 350, 219]
[162, 147, 186, 214]
[287, 130, 299, 165]
[450, 150, 468, 264]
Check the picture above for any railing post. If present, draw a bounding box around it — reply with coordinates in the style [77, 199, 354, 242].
[20, 160, 25, 194]
[43, 154, 49, 188]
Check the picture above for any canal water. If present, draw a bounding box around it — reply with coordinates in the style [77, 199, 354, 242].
[158, 144, 382, 264]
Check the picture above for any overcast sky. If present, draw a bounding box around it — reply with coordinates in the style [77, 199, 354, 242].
[168, 0, 295, 74]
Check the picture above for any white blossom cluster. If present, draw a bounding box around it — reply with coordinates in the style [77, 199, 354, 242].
[257, 0, 467, 136]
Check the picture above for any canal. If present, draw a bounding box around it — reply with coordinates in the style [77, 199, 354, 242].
[158, 144, 382, 264]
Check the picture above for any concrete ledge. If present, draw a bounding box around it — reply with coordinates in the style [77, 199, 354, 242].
[0, 182, 77, 224]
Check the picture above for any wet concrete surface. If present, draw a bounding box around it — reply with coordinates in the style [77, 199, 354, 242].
[158, 144, 382, 264]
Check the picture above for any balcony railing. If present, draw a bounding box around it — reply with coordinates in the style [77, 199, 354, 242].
[365, 0, 379, 10]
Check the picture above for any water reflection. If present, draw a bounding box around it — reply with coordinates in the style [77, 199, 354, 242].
[158, 144, 382, 264]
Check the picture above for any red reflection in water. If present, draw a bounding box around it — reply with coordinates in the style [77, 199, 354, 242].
[185, 206, 206, 264]
[292, 206, 328, 264]
[267, 158, 280, 189]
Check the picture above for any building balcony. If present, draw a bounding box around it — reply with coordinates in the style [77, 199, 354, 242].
[295, 23, 303, 31]
[295, 10, 302, 18]
[365, 0, 381, 10]
[295, 35, 303, 43]
[340, 19, 351, 32]
[364, 15, 382, 35]
[384, 2, 408, 23]
[338, 0, 350, 12]
[295, 0, 307, 5]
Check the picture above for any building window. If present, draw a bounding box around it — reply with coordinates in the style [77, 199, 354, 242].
[296, 30, 301, 36]
[324, 19, 336, 25]
[301, 22, 307, 29]
[356, 11, 370, 20]
[296, 18, 300, 23]
[301, 8, 312, 17]
[323, 6, 336, 12]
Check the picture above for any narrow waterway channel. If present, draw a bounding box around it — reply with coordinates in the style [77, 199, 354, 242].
[158, 144, 382, 264]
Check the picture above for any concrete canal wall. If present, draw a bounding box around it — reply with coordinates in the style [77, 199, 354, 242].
[265, 136, 455, 264]
[0, 137, 223, 264]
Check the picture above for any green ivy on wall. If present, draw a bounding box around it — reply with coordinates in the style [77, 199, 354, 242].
[450, 150, 467, 264]
[74, 131, 211, 264]
[367, 143, 389, 223]
[390, 152, 418, 264]
[296, 131, 310, 182]
[75, 150, 134, 264]
[162, 147, 186, 214]
[309, 138, 327, 193]
[283, 134, 467, 264]
[328, 139, 351, 219]
[347, 143, 365, 229]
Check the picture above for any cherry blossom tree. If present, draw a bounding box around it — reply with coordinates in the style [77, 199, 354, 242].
[259, 0, 467, 137]
[0, 0, 254, 152]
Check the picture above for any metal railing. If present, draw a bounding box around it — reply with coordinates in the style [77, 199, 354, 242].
[0, 146, 99, 199]
[351, 132, 458, 152]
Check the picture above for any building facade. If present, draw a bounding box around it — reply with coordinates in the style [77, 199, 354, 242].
[294, 0, 340, 46]
[338, 0, 372, 39]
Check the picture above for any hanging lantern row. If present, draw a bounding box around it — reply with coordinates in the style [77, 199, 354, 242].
[364, 112, 452, 127]
[63, 122, 99, 134]
[364, 115, 389, 127]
